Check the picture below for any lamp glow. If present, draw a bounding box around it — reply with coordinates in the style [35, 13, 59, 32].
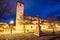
[10, 20, 14, 24]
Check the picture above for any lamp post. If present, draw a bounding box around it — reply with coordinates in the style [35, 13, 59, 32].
[37, 15, 41, 37]
[9, 20, 14, 34]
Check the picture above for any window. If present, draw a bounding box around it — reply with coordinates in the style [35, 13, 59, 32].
[27, 29, 29, 32]
[20, 4, 21, 6]
[36, 23, 38, 25]
[31, 26, 33, 28]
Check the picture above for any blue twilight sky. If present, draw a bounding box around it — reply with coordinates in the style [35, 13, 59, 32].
[0, 0, 60, 23]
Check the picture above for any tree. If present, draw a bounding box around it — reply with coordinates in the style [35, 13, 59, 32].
[0, 0, 13, 18]
[47, 16, 57, 35]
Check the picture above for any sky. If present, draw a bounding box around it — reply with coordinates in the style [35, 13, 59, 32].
[0, 0, 60, 23]
[20, 0, 60, 17]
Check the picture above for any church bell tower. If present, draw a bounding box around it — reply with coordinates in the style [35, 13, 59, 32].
[16, 1, 24, 31]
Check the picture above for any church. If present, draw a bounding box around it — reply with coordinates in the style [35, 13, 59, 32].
[16, 1, 39, 36]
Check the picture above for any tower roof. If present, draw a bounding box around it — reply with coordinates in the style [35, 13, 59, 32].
[17, 1, 24, 4]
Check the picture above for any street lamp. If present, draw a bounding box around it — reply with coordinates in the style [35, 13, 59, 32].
[10, 20, 14, 24]
[37, 15, 41, 37]
[9, 20, 14, 34]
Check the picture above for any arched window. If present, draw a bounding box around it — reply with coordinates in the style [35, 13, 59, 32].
[20, 4, 21, 6]
[31, 26, 33, 28]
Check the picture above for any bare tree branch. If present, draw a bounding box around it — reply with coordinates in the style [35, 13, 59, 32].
[0, 0, 14, 18]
